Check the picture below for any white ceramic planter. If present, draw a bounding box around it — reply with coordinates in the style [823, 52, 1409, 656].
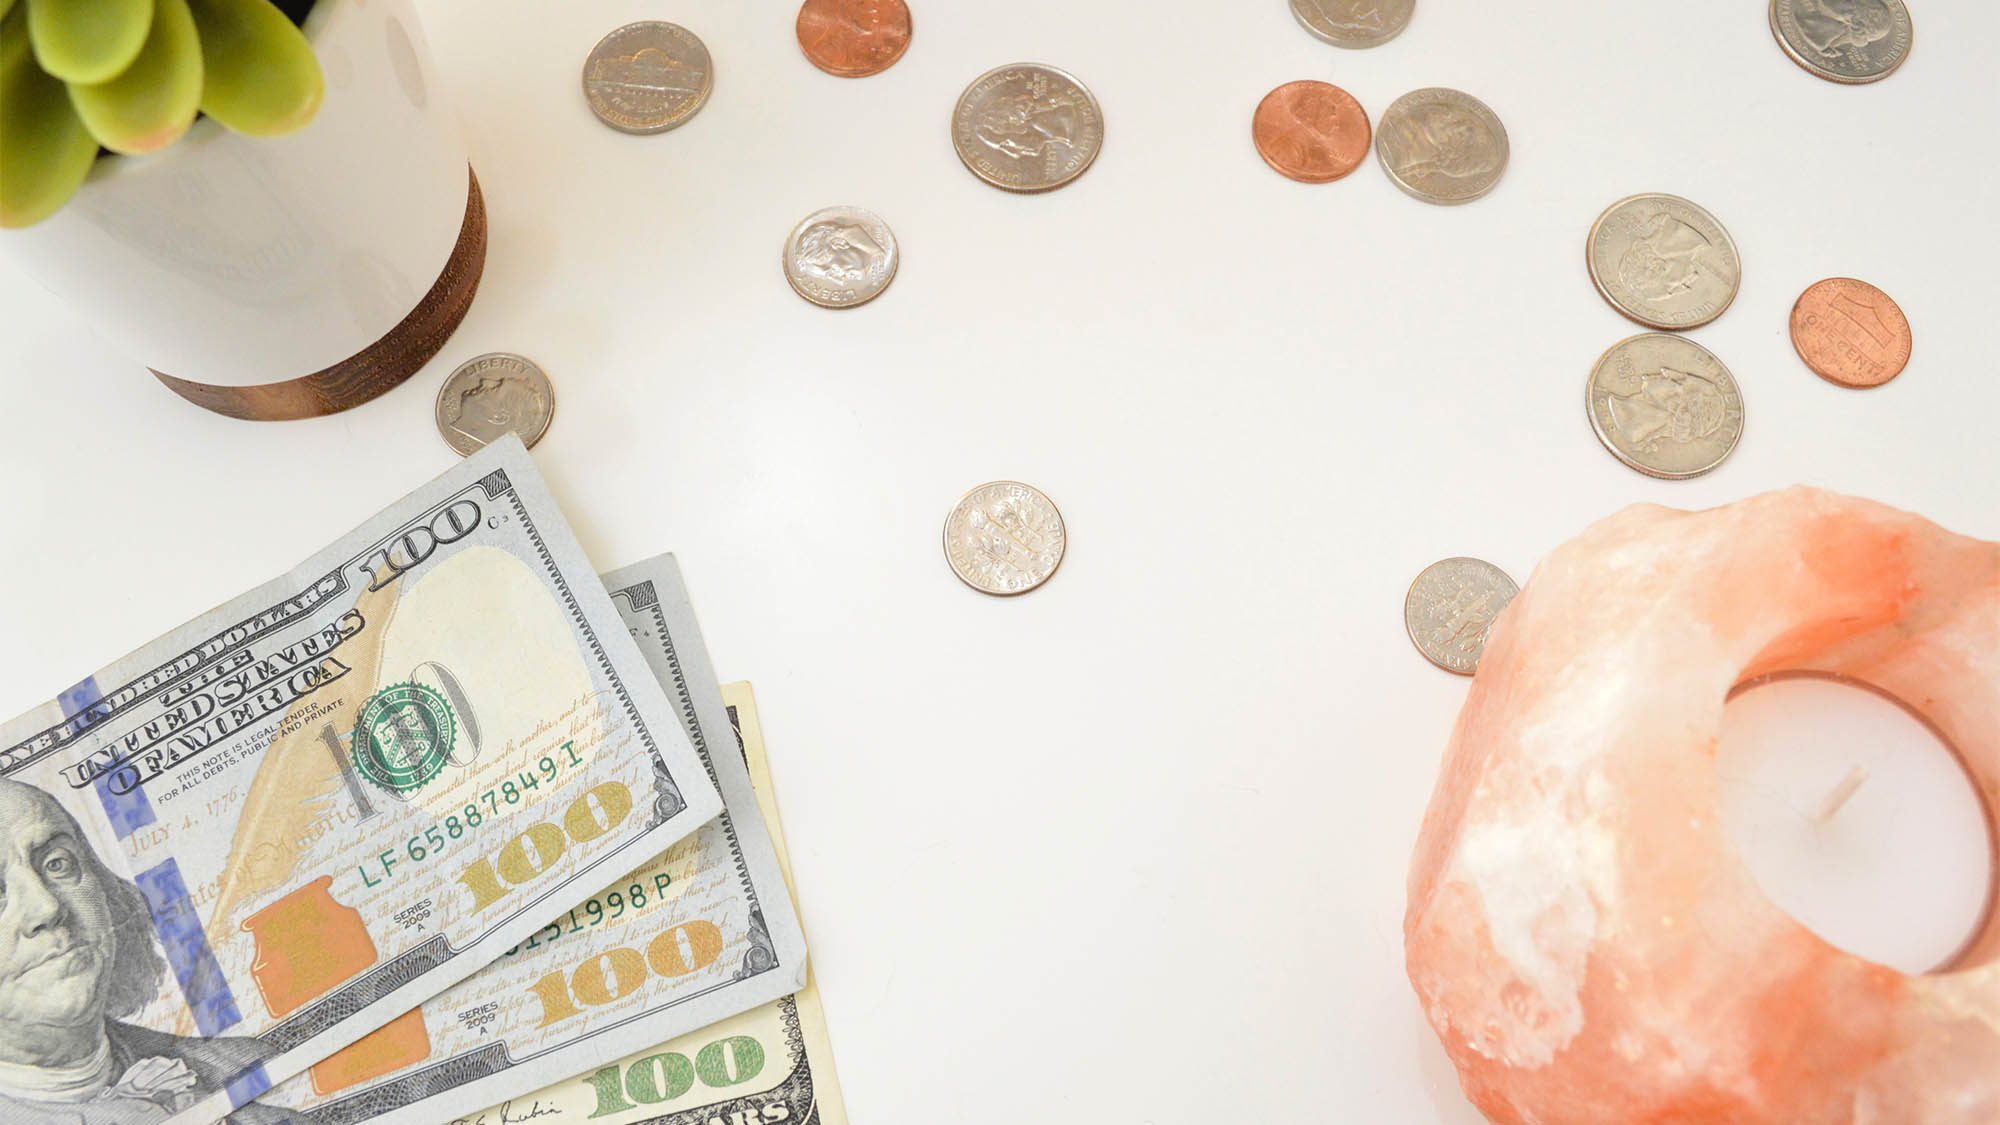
[1, 0, 482, 419]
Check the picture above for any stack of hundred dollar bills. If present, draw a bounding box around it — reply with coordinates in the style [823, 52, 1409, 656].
[0, 437, 845, 1125]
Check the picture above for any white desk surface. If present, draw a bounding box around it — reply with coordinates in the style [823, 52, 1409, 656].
[3, 1, 1993, 1120]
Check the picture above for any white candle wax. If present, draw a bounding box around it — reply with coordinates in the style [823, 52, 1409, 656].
[1717, 677, 1994, 974]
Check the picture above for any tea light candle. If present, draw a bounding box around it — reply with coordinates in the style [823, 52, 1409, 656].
[1717, 676, 1994, 974]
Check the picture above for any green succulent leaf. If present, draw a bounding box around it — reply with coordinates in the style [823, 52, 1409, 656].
[25, 0, 154, 84]
[186, 0, 320, 137]
[1, 8, 101, 228]
[68, 0, 201, 153]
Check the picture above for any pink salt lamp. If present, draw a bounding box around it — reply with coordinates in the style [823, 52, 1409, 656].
[1406, 488, 2000, 1123]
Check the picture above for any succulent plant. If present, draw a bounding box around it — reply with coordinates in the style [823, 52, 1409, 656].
[0, 0, 324, 228]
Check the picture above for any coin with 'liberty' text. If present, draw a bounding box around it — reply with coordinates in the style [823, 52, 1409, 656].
[1290, 0, 1414, 48]
[783, 206, 900, 308]
[1586, 194, 1740, 331]
[435, 353, 555, 456]
[1770, 0, 1912, 84]
[952, 64, 1103, 193]
[1586, 333, 1743, 480]
[796, 0, 913, 77]
[1375, 87, 1508, 204]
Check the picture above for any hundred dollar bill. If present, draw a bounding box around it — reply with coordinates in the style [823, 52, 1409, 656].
[447, 681, 848, 1125]
[258, 556, 808, 1124]
[0, 437, 722, 1125]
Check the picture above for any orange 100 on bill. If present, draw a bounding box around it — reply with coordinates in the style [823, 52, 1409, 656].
[0, 436, 720, 1125]
[251, 555, 810, 1125]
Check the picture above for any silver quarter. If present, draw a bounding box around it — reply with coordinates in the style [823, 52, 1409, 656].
[1586, 333, 1743, 480]
[783, 206, 899, 309]
[1290, 0, 1414, 48]
[1770, 0, 1912, 84]
[943, 481, 1066, 596]
[951, 64, 1103, 193]
[582, 22, 714, 135]
[1586, 194, 1740, 330]
[1404, 558, 1517, 675]
[1375, 87, 1507, 204]
[435, 353, 555, 457]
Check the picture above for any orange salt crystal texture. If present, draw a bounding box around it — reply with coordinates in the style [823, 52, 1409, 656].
[1404, 488, 2000, 1124]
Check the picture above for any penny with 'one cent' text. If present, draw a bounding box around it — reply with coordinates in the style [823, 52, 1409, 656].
[1790, 277, 1911, 388]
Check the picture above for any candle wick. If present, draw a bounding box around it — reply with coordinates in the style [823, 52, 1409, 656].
[1812, 765, 1870, 824]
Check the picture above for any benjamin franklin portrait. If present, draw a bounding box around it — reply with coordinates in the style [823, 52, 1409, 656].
[1791, 0, 1894, 59]
[794, 220, 885, 285]
[0, 779, 299, 1123]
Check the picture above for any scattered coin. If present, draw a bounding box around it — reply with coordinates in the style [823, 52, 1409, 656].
[952, 64, 1104, 193]
[1375, 87, 1507, 204]
[1586, 194, 1741, 331]
[1769, 0, 1912, 85]
[1789, 277, 1912, 388]
[582, 22, 714, 135]
[1586, 333, 1744, 480]
[1251, 81, 1371, 184]
[796, 0, 912, 78]
[943, 481, 1066, 596]
[435, 353, 555, 457]
[1290, 0, 1414, 48]
[1405, 558, 1518, 675]
[783, 206, 899, 308]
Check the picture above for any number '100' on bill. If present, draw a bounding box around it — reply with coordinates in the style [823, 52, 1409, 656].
[251, 555, 809, 1125]
[0, 435, 721, 1124]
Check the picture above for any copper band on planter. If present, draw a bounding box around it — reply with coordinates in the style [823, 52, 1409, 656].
[153, 167, 488, 422]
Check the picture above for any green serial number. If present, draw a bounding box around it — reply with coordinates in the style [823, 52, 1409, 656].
[355, 741, 583, 889]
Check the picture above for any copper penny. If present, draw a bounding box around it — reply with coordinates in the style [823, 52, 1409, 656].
[1789, 278, 1912, 388]
[796, 0, 912, 78]
[1252, 81, 1371, 184]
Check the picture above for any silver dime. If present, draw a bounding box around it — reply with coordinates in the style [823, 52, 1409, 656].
[435, 353, 555, 457]
[951, 64, 1103, 193]
[1290, 0, 1414, 48]
[1586, 333, 1743, 480]
[582, 22, 714, 135]
[782, 206, 899, 309]
[1375, 87, 1508, 204]
[943, 481, 1066, 596]
[1404, 558, 1517, 676]
[1586, 193, 1741, 330]
[1770, 0, 1912, 85]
